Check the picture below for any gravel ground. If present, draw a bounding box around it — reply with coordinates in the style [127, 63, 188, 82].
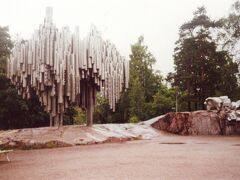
[0, 135, 240, 180]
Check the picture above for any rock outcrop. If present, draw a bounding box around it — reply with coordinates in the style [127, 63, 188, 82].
[0, 124, 159, 150]
[151, 110, 240, 135]
[1, 110, 239, 150]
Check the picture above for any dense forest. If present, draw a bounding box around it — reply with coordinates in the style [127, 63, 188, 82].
[0, 1, 240, 129]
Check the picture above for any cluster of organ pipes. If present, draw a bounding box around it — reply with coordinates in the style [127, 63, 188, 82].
[7, 7, 129, 127]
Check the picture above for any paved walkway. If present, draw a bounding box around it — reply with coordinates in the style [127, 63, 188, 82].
[0, 135, 240, 180]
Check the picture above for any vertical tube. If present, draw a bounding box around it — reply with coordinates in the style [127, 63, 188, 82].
[86, 83, 93, 126]
[50, 114, 53, 127]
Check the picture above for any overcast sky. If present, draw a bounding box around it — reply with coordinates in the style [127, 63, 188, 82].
[0, 0, 236, 76]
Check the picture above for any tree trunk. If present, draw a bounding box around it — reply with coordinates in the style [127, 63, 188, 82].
[86, 83, 94, 127]
[188, 101, 191, 111]
[194, 100, 198, 110]
[187, 78, 192, 111]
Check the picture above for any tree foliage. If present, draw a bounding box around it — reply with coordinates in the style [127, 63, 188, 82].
[63, 104, 86, 125]
[93, 93, 112, 124]
[219, 1, 240, 54]
[219, 1, 240, 81]
[169, 6, 240, 111]
[151, 85, 175, 116]
[93, 36, 175, 123]
[128, 36, 174, 121]
[0, 75, 50, 129]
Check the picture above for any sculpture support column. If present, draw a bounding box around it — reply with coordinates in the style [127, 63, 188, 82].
[49, 113, 63, 127]
[59, 113, 63, 128]
[54, 114, 59, 127]
[86, 83, 94, 127]
[50, 114, 53, 127]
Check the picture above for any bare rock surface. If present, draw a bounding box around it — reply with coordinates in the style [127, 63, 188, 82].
[1, 110, 240, 150]
[150, 110, 240, 135]
[0, 124, 160, 150]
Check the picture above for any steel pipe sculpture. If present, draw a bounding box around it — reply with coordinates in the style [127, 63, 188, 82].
[7, 7, 129, 127]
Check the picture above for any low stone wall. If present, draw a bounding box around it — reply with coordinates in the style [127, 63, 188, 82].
[151, 110, 240, 135]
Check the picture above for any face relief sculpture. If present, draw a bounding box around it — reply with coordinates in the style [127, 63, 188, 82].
[7, 7, 129, 127]
[204, 97, 223, 111]
[204, 96, 240, 121]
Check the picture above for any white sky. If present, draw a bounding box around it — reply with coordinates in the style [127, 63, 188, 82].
[0, 0, 236, 76]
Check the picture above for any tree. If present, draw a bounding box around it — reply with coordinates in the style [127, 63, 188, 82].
[94, 36, 174, 124]
[129, 77, 145, 121]
[63, 104, 86, 125]
[128, 36, 160, 121]
[93, 93, 113, 124]
[218, 1, 240, 84]
[78, 36, 176, 124]
[0, 26, 12, 74]
[217, 1, 240, 99]
[0, 77, 50, 129]
[169, 7, 239, 111]
[111, 91, 130, 123]
[127, 36, 175, 121]
[151, 85, 175, 116]
[129, 36, 159, 102]
[0, 26, 50, 130]
[73, 107, 86, 125]
[219, 1, 240, 61]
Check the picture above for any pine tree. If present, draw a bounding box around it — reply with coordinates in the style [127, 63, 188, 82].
[170, 7, 239, 111]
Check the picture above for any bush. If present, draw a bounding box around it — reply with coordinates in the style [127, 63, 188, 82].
[129, 116, 139, 123]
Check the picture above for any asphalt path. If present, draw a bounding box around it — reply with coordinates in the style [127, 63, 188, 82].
[1, 135, 240, 180]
